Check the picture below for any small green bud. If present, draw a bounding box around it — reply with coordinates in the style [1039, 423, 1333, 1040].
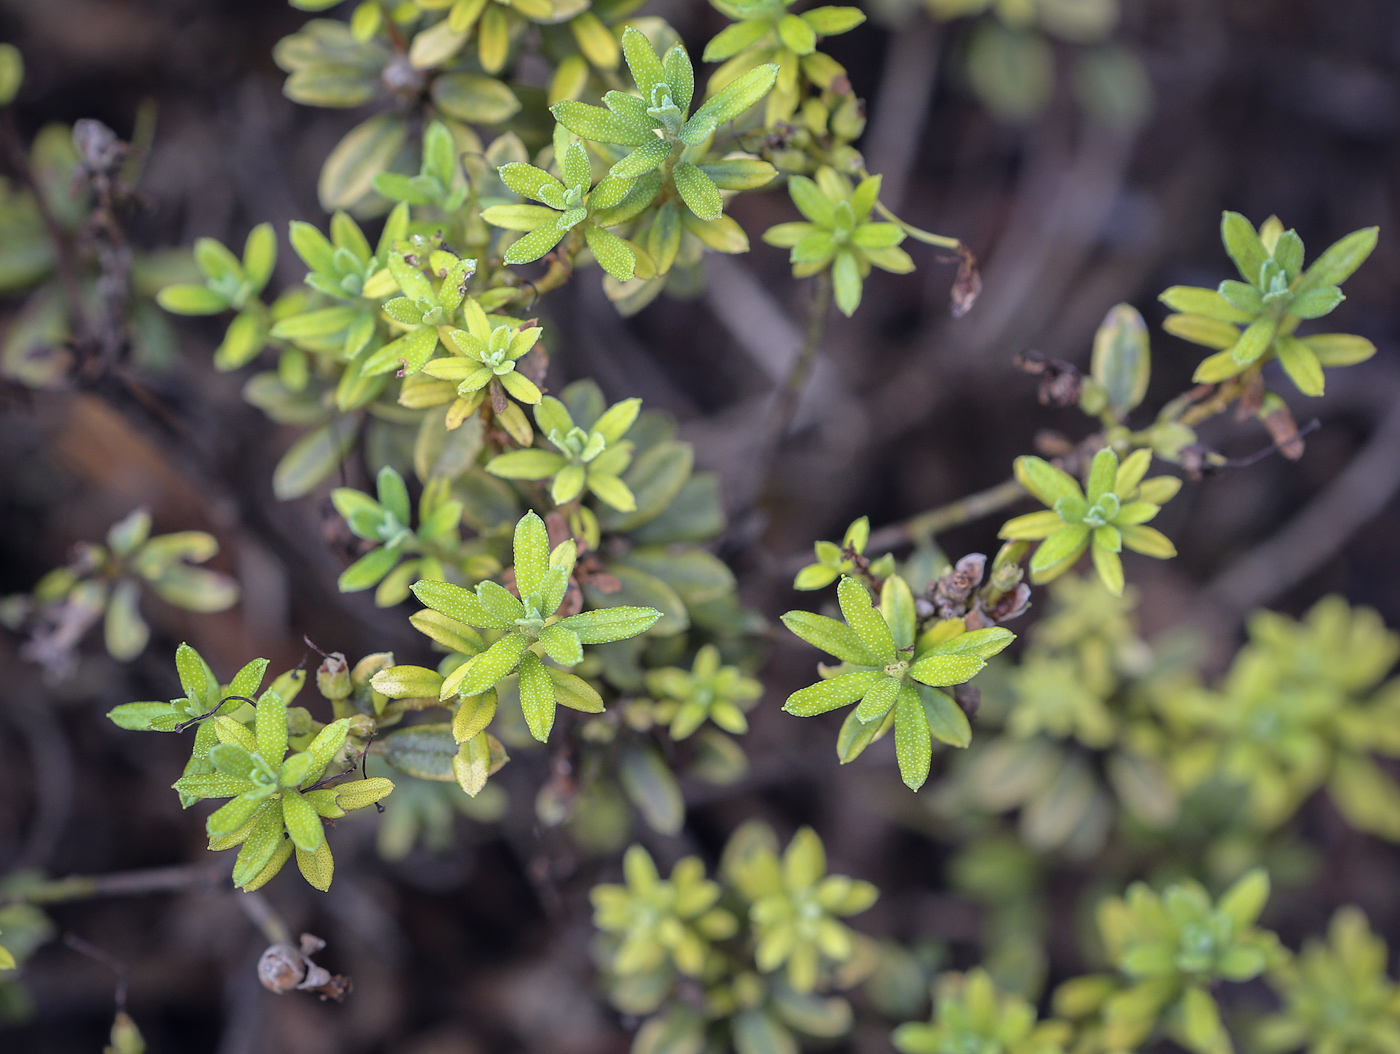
[316, 652, 352, 700]
[0, 45, 23, 108]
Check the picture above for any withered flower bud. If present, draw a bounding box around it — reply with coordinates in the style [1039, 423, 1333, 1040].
[316, 652, 352, 700]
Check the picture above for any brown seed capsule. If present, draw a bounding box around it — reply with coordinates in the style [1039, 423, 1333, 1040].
[257, 934, 351, 1002]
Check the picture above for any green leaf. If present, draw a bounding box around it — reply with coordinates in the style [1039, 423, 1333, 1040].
[1091, 541, 1124, 596]
[558, 605, 662, 644]
[413, 579, 511, 629]
[513, 512, 551, 596]
[318, 113, 407, 212]
[370, 664, 444, 699]
[214, 310, 267, 370]
[499, 161, 564, 202]
[338, 545, 400, 592]
[453, 731, 494, 797]
[296, 841, 334, 891]
[552, 100, 656, 146]
[453, 633, 529, 697]
[1295, 226, 1378, 293]
[1085, 447, 1118, 503]
[837, 576, 895, 661]
[379, 723, 458, 780]
[777, 13, 817, 52]
[157, 284, 229, 315]
[1217, 868, 1269, 929]
[1091, 304, 1151, 416]
[255, 689, 288, 762]
[691, 62, 778, 127]
[1158, 285, 1253, 323]
[1275, 335, 1325, 396]
[410, 609, 485, 654]
[919, 686, 971, 747]
[663, 39, 695, 112]
[281, 789, 324, 852]
[853, 673, 900, 722]
[303, 719, 349, 781]
[175, 642, 216, 709]
[597, 440, 693, 531]
[733, 1010, 796, 1054]
[1231, 315, 1278, 365]
[431, 73, 521, 124]
[289, 220, 335, 275]
[547, 667, 605, 713]
[107, 701, 178, 731]
[1180, 983, 1225, 1054]
[907, 652, 984, 688]
[486, 448, 567, 480]
[1288, 284, 1343, 319]
[781, 610, 879, 665]
[1166, 314, 1242, 353]
[672, 162, 722, 221]
[0, 42, 23, 106]
[270, 305, 360, 339]
[588, 472, 636, 512]
[194, 237, 244, 287]
[1220, 211, 1269, 285]
[231, 801, 285, 889]
[1015, 455, 1082, 506]
[620, 743, 685, 835]
[272, 417, 359, 500]
[538, 623, 584, 666]
[620, 26, 666, 95]
[801, 6, 866, 34]
[699, 158, 777, 191]
[893, 685, 932, 790]
[1301, 333, 1375, 367]
[204, 793, 262, 834]
[704, 21, 770, 62]
[1029, 523, 1092, 581]
[784, 670, 882, 717]
[584, 223, 636, 281]
[517, 651, 557, 741]
[103, 579, 149, 661]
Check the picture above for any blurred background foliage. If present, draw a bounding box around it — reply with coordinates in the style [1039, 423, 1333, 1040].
[1, 0, 1399, 1052]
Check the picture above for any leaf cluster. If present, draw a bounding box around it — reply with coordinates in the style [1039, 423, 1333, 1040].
[1, 508, 238, 667]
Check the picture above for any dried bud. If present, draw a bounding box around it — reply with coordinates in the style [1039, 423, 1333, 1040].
[316, 652, 352, 700]
[1260, 398, 1306, 460]
[257, 943, 305, 994]
[983, 582, 1032, 624]
[949, 244, 981, 318]
[930, 553, 987, 618]
[1016, 351, 1083, 407]
[72, 119, 124, 172]
[381, 54, 426, 98]
[1178, 444, 1223, 481]
[258, 934, 350, 1002]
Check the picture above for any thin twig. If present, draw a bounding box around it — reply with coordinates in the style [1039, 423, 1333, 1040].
[753, 270, 834, 488]
[0, 862, 226, 906]
[9, 701, 75, 871]
[237, 890, 292, 947]
[865, 477, 1027, 554]
[1203, 395, 1400, 620]
[862, 17, 941, 211]
[0, 109, 88, 342]
[64, 934, 129, 1011]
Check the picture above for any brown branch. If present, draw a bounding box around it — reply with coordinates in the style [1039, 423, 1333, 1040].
[0, 108, 88, 343]
[865, 477, 1028, 554]
[0, 862, 226, 906]
[1203, 394, 1400, 620]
